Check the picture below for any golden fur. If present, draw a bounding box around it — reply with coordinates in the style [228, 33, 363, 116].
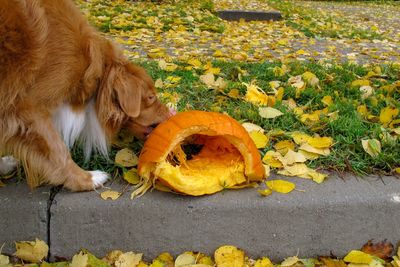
[0, 0, 170, 191]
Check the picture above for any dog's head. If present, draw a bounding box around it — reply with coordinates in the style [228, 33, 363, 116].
[96, 60, 172, 140]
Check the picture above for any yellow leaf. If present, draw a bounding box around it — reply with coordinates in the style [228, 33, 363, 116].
[281, 256, 299, 267]
[276, 87, 285, 101]
[282, 149, 307, 165]
[244, 82, 271, 106]
[70, 251, 88, 267]
[321, 96, 333, 106]
[262, 151, 284, 168]
[259, 107, 284, 119]
[249, 131, 269, 149]
[254, 257, 273, 267]
[115, 252, 143, 267]
[123, 168, 140, 185]
[205, 67, 221, 75]
[242, 122, 265, 133]
[258, 188, 273, 197]
[0, 255, 10, 266]
[361, 139, 381, 157]
[302, 71, 319, 87]
[273, 65, 288, 77]
[266, 179, 295, 193]
[291, 132, 312, 145]
[187, 58, 202, 68]
[306, 170, 328, 184]
[360, 85, 374, 99]
[274, 140, 295, 155]
[343, 250, 373, 264]
[154, 79, 164, 88]
[175, 253, 196, 267]
[357, 105, 368, 117]
[200, 73, 215, 87]
[14, 238, 49, 263]
[307, 136, 333, 148]
[379, 107, 399, 127]
[299, 143, 330, 156]
[100, 190, 121, 201]
[158, 60, 178, 72]
[269, 81, 281, 89]
[298, 150, 320, 160]
[228, 89, 240, 98]
[351, 79, 370, 87]
[264, 164, 271, 178]
[278, 163, 311, 177]
[214, 246, 245, 267]
[115, 148, 138, 167]
[395, 168, 400, 174]
[213, 50, 224, 57]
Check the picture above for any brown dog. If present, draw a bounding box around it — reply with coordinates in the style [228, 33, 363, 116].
[0, 0, 171, 191]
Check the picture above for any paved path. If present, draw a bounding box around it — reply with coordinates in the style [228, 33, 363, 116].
[103, 0, 400, 64]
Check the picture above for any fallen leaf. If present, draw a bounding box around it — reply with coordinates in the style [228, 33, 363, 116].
[379, 107, 399, 127]
[302, 71, 319, 87]
[360, 85, 374, 99]
[266, 179, 295, 193]
[274, 140, 295, 155]
[361, 240, 393, 260]
[115, 148, 139, 167]
[343, 250, 373, 264]
[175, 253, 196, 267]
[214, 246, 245, 267]
[115, 252, 143, 267]
[262, 151, 284, 168]
[299, 143, 330, 156]
[258, 188, 273, 197]
[254, 257, 273, 267]
[242, 122, 265, 133]
[14, 238, 49, 263]
[70, 252, 88, 267]
[361, 139, 381, 157]
[249, 131, 269, 149]
[307, 136, 333, 148]
[259, 107, 284, 119]
[282, 149, 307, 165]
[123, 168, 140, 185]
[100, 190, 121, 201]
[351, 79, 370, 87]
[281, 256, 299, 267]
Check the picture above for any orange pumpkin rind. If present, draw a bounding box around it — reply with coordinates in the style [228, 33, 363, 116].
[135, 111, 265, 197]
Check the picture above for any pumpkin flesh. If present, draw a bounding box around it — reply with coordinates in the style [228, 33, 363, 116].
[154, 135, 247, 195]
[137, 111, 265, 196]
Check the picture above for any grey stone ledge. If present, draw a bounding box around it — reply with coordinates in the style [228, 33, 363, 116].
[49, 174, 400, 261]
[217, 10, 282, 21]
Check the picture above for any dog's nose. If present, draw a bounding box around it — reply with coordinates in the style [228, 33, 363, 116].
[150, 123, 159, 129]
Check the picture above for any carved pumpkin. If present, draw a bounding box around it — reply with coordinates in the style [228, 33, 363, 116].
[136, 110, 265, 196]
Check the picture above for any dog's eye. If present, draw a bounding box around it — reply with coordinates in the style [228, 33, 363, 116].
[147, 95, 155, 103]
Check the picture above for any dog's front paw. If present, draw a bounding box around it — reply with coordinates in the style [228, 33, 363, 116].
[0, 156, 18, 175]
[89, 170, 109, 188]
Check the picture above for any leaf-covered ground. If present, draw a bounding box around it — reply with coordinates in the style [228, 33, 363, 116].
[1, 0, 399, 191]
[1, 239, 399, 267]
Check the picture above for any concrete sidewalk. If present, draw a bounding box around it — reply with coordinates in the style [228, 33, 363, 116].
[1, 174, 400, 261]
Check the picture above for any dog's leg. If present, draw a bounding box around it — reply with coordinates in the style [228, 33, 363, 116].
[6, 114, 109, 191]
[0, 156, 18, 175]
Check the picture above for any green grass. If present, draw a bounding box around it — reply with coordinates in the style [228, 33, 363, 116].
[133, 60, 400, 176]
[63, 59, 399, 181]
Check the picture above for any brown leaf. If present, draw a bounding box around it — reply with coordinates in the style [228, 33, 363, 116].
[361, 240, 394, 260]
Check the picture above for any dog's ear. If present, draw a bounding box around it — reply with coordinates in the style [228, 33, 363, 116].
[114, 71, 143, 118]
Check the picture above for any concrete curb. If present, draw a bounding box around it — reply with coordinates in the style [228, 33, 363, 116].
[0, 182, 50, 255]
[1, 174, 400, 261]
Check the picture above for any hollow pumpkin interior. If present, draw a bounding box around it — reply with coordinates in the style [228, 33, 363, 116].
[154, 134, 248, 196]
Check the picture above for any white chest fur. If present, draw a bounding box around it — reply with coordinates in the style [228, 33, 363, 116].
[52, 100, 108, 160]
